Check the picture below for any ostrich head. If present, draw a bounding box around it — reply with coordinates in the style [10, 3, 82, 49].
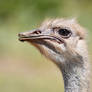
[18, 19, 86, 65]
[18, 18, 90, 92]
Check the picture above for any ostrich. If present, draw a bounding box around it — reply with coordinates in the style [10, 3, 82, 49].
[18, 18, 90, 92]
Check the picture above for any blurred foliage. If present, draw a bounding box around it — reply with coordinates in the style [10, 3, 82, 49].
[0, 0, 92, 92]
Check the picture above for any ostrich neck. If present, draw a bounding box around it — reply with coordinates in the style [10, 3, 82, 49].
[58, 56, 90, 92]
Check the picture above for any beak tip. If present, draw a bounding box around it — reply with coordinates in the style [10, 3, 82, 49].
[18, 38, 25, 42]
[18, 32, 24, 37]
[18, 32, 26, 42]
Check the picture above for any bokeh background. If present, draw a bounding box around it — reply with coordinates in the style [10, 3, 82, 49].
[0, 0, 92, 92]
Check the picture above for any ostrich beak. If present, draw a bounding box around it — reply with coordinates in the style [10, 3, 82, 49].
[18, 29, 42, 42]
[18, 29, 64, 44]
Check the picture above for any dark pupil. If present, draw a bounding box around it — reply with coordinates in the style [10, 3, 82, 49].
[58, 29, 70, 36]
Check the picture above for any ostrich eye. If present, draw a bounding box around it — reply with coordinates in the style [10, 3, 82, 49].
[58, 29, 71, 38]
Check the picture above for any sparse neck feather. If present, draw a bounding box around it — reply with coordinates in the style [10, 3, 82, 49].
[58, 53, 90, 92]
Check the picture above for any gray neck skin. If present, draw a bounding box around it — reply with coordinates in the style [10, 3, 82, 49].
[58, 57, 90, 92]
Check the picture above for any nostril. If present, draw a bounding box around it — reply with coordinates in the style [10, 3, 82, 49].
[33, 30, 41, 34]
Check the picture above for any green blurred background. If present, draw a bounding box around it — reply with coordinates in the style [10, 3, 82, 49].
[0, 0, 92, 92]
